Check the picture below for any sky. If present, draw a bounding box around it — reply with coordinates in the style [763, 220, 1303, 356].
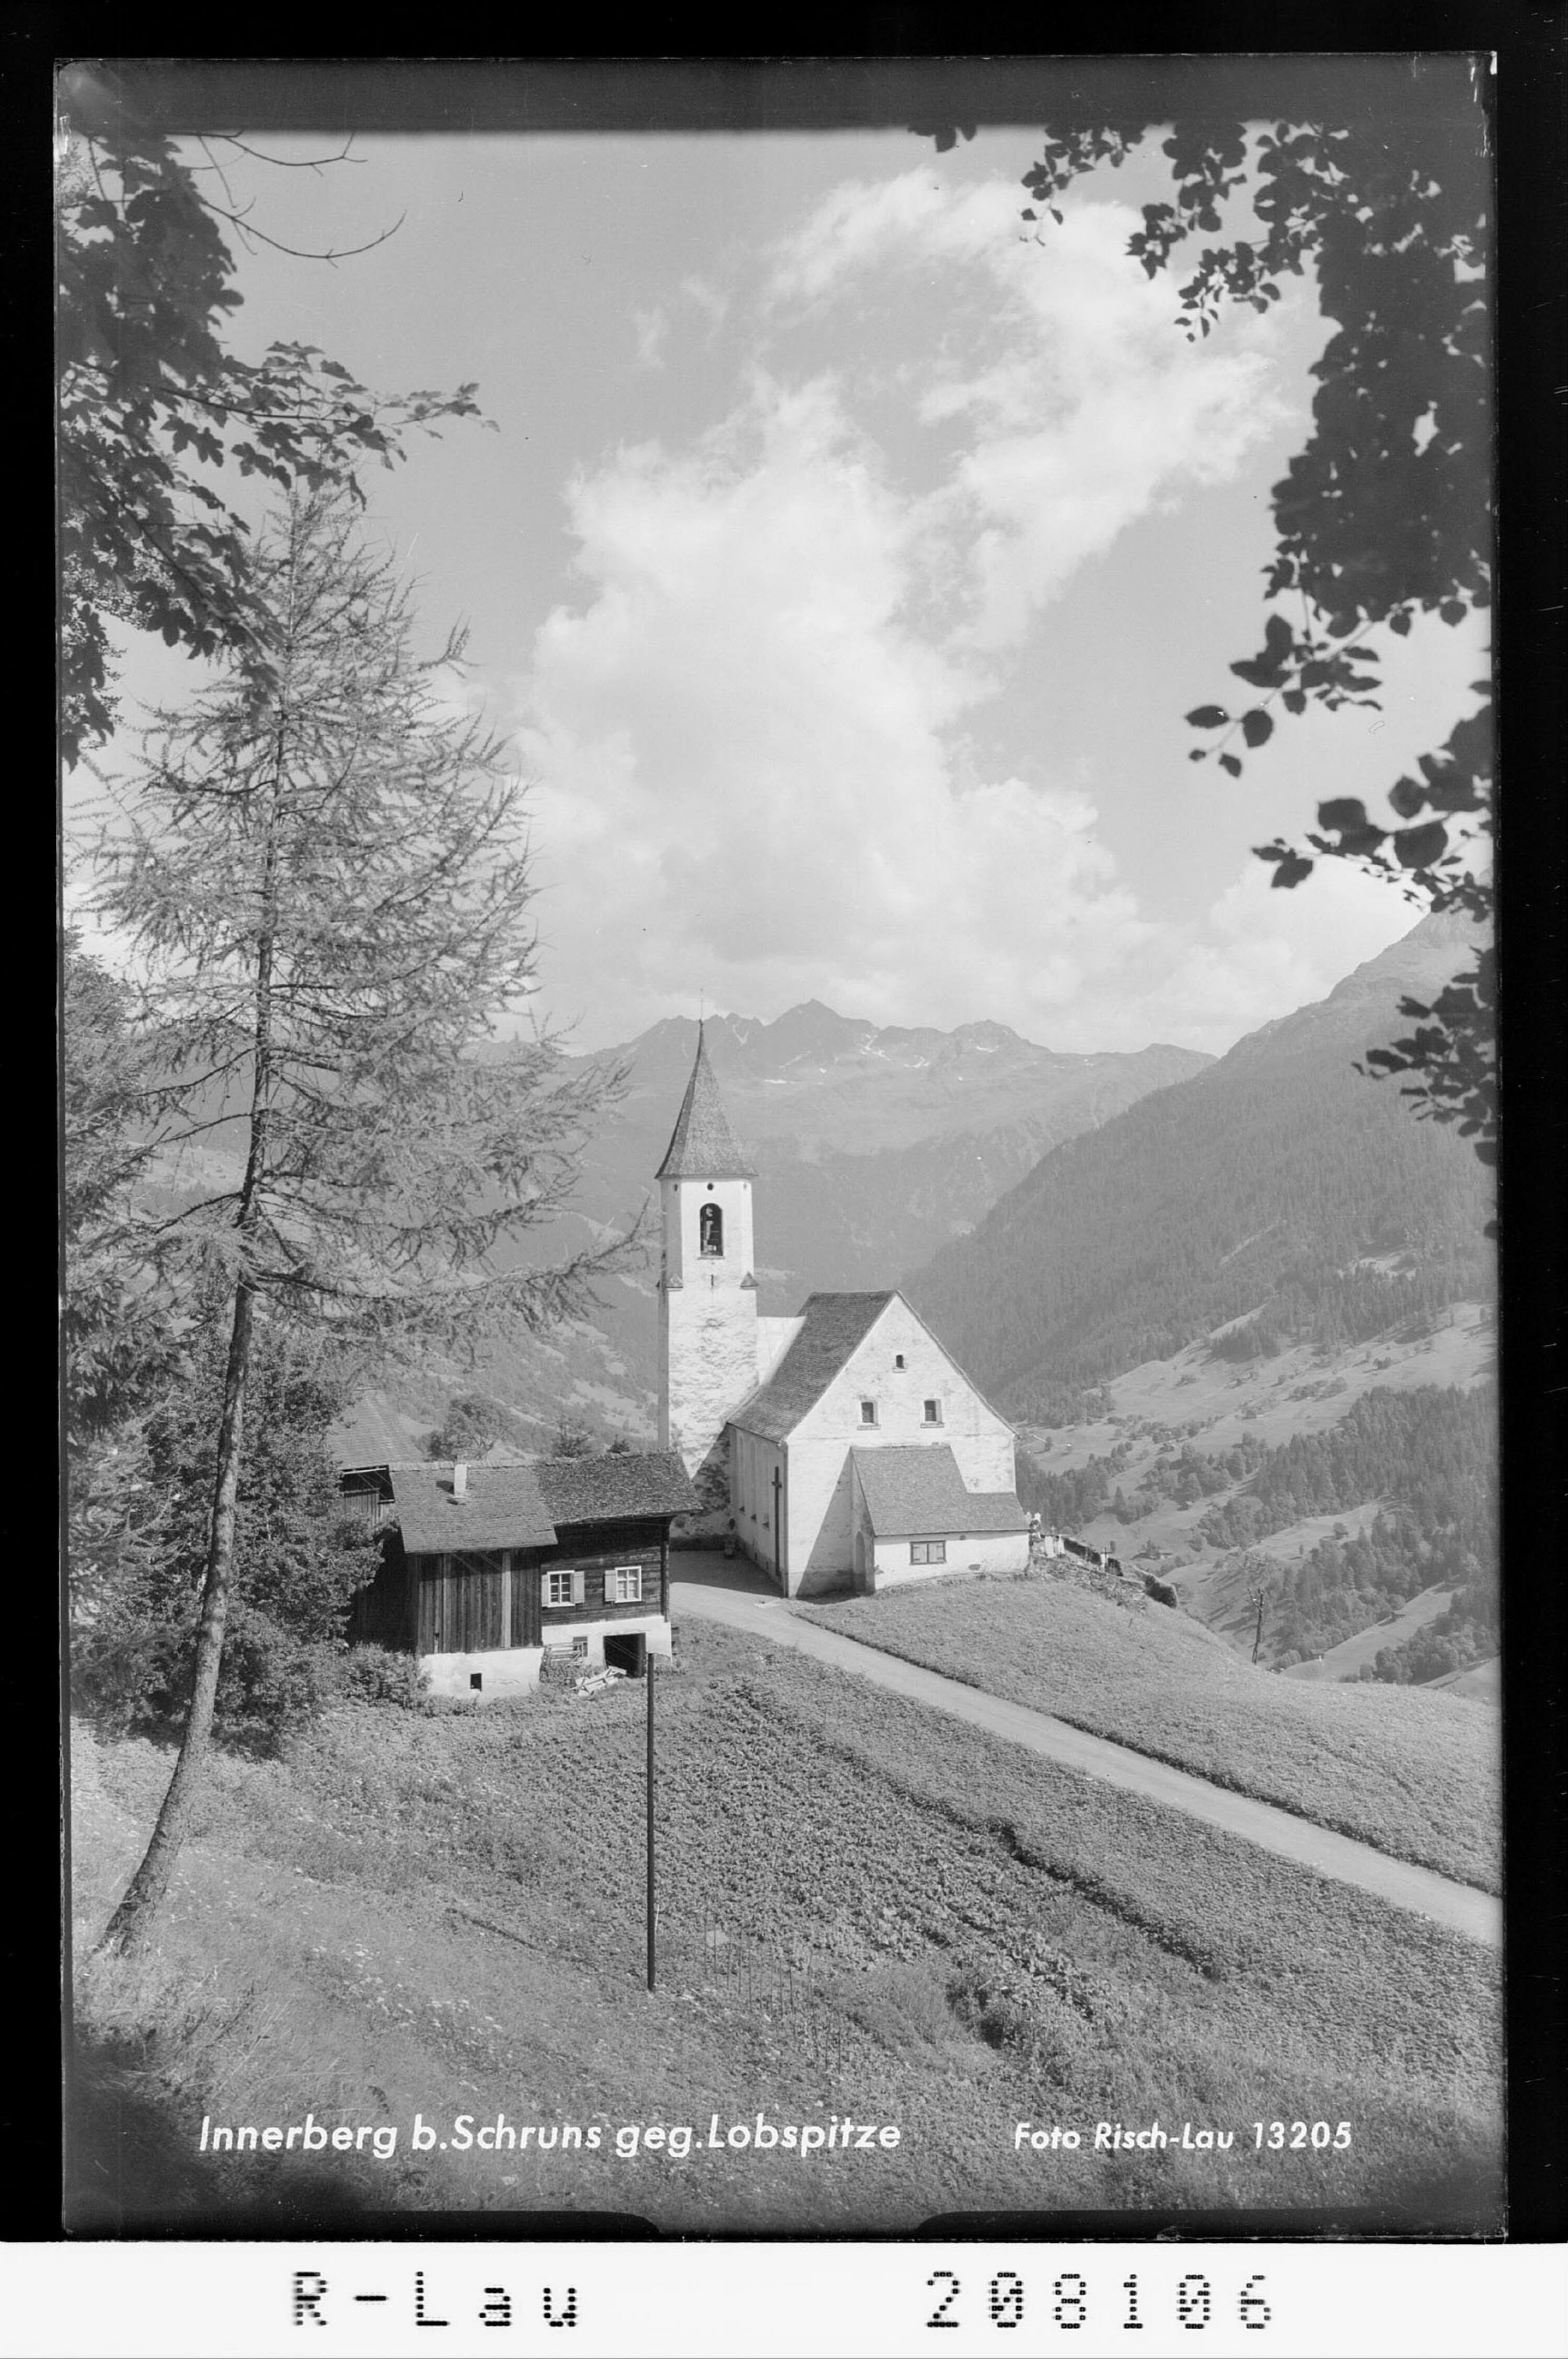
[86, 96, 1489, 1059]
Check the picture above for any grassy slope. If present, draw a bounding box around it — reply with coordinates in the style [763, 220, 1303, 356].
[1016, 1308, 1494, 1660]
[71, 1621, 1500, 2235]
[802, 1568, 1500, 1892]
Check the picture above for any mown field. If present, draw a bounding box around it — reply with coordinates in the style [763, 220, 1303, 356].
[70, 1619, 1501, 2236]
[801, 1568, 1501, 1892]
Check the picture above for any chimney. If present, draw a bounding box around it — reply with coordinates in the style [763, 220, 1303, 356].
[452, 1461, 467, 1500]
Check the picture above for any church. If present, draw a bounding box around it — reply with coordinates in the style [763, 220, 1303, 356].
[656, 1029, 1030, 1597]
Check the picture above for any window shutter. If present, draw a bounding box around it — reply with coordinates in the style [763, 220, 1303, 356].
[539, 1571, 552, 1609]
[572, 1569, 586, 1606]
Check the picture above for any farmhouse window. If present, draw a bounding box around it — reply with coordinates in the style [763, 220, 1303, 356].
[604, 1564, 643, 1604]
[910, 1540, 947, 1565]
[541, 1568, 585, 1609]
[923, 1398, 942, 1424]
[699, 1202, 724, 1256]
[859, 1399, 878, 1426]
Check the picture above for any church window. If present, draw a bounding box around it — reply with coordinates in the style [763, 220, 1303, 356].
[699, 1202, 724, 1256]
[923, 1398, 943, 1424]
[859, 1399, 878, 1426]
[910, 1540, 947, 1565]
[893, 1354, 906, 1370]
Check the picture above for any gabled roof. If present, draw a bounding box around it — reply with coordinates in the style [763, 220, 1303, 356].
[851, 1444, 1028, 1538]
[729, 1292, 894, 1441]
[390, 1462, 557, 1555]
[388, 1452, 697, 1555]
[536, 1451, 698, 1525]
[655, 1026, 756, 1179]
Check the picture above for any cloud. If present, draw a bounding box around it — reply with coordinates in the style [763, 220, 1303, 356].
[631, 306, 667, 370]
[511, 168, 1363, 1056]
[516, 376, 1151, 1044]
[1066, 856, 1418, 1056]
[768, 173, 1295, 647]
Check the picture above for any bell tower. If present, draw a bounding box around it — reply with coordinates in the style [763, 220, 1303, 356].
[656, 1025, 759, 1497]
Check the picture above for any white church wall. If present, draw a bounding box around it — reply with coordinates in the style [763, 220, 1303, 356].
[785, 1440, 860, 1593]
[731, 1426, 786, 1579]
[791, 1297, 1019, 1495]
[756, 1314, 805, 1385]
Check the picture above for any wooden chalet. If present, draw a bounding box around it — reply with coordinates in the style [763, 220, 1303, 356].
[347, 1451, 697, 1698]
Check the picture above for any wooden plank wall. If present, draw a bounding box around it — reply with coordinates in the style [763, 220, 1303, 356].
[417, 1551, 504, 1654]
[410, 1518, 673, 1656]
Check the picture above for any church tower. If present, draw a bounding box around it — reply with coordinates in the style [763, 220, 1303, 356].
[656, 1025, 758, 1501]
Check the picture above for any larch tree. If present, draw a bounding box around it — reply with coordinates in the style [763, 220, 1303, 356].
[82, 489, 636, 1953]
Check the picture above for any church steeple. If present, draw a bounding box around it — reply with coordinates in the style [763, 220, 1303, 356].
[656, 1023, 759, 1484]
[655, 1023, 756, 1181]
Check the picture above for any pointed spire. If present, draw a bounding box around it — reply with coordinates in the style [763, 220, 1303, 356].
[656, 1021, 756, 1179]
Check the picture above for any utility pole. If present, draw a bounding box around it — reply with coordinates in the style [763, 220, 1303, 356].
[1248, 1581, 1268, 1665]
[645, 1645, 656, 1993]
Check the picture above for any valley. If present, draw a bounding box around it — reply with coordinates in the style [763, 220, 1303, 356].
[330, 914, 1501, 1704]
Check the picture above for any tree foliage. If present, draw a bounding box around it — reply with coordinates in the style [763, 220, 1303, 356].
[428, 1391, 514, 1461]
[56, 86, 488, 766]
[71, 1309, 380, 1750]
[83, 490, 629, 1339]
[80, 490, 635, 1949]
[938, 108, 1495, 1162]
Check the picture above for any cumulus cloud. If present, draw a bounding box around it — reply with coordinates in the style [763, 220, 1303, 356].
[512, 167, 1379, 1055]
[517, 374, 1151, 1043]
[769, 173, 1294, 647]
[1067, 857, 1418, 1056]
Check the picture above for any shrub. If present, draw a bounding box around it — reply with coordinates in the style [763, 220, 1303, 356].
[335, 1644, 430, 1712]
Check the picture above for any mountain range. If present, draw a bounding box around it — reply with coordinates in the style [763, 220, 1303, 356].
[335, 913, 1493, 1466]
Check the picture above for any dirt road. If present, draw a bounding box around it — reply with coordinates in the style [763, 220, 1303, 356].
[669, 1562, 1501, 1948]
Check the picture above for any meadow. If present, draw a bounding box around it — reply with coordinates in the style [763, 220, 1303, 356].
[70, 1618, 1501, 2236]
[802, 1567, 1501, 1891]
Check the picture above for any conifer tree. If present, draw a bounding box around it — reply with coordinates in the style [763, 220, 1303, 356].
[82, 490, 635, 1952]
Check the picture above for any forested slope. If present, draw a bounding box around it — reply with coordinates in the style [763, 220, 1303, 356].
[906, 915, 1492, 1415]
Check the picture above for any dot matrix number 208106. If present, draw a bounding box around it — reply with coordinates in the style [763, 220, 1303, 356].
[925, 2271, 1273, 2332]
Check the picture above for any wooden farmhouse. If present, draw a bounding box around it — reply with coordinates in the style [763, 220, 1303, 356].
[346, 1451, 696, 1697]
[656, 1028, 1030, 1597]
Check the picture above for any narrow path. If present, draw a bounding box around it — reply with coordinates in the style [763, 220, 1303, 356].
[670, 1568, 1501, 1948]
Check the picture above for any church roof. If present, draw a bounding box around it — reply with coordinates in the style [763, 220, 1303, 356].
[655, 1027, 756, 1180]
[729, 1292, 894, 1442]
[851, 1444, 1028, 1538]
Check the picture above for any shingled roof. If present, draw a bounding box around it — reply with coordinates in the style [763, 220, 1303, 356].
[389, 1462, 557, 1555]
[535, 1451, 698, 1524]
[729, 1292, 894, 1442]
[389, 1452, 697, 1555]
[852, 1444, 1028, 1538]
[655, 1026, 756, 1179]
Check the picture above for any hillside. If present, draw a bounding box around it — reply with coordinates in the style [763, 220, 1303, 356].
[70, 1616, 1501, 2234]
[804, 1560, 1500, 1891]
[905, 913, 1493, 1421]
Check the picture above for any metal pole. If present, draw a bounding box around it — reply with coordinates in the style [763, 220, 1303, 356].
[645, 1646, 655, 1992]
